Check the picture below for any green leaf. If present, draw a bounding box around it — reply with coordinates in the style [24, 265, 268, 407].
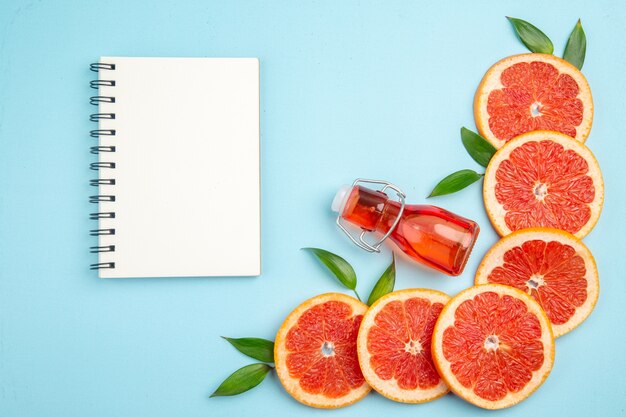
[367, 255, 396, 306]
[460, 127, 497, 167]
[222, 337, 275, 363]
[210, 363, 272, 397]
[301, 248, 357, 291]
[563, 19, 586, 69]
[428, 170, 483, 198]
[507, 17, 554, 54]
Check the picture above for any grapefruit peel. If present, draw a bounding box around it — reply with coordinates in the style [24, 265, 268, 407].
[475, 228, 599, 337]
[483, 130, 603, 238]
[274, 293, 371, 408]
[357, 289, 451, 403]
[432, 284, 555, 409]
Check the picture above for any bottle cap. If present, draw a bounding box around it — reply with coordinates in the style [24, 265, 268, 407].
[331, 185, 351, 214]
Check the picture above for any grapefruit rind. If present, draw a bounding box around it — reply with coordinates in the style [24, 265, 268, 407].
[474, 228, 599, 338]
[356, 288, 451, 403]
[431, 284, 555, 410]
[274, 293, 371, 409]
[483, 130, 604, 239]
[474, 53, 593, 149]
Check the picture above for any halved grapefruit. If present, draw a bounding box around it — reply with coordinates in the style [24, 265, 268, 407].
[274, 293, 370, 408]
[475, 228, 599, 338]
[432, 284, 554, 409]
[474, 53, 593, 149]
[356, 289, 450, 403]
[483, 130, 603, 238]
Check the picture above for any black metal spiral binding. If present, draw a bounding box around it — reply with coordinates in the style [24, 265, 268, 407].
[90, 179, 116, 186]
[90, 80, 116, 88]
[90, 62, 117, 271]
[90, 96, 115, 105]
[90, 212, 115, 220]
[90, 229, 116, 236]
[90, 146, 116, 154]
[90, 113, 115, 122]
[90, 195, 115, 203]
[90, 129, 116, 137]
[90, 246, 116, 253]
[90, 63, 116, 71]
[90, 262, 115, 270]
[90, 162, 116, 170]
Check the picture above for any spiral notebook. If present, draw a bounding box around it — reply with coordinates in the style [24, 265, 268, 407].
[90, 57, 261, 278]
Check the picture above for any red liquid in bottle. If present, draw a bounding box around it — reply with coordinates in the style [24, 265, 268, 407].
[335, 185, 479, 276]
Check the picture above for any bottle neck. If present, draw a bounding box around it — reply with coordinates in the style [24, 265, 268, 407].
[341, 186, 401, 234]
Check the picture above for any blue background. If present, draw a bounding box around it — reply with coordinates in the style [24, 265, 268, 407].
[1, 0, 625, 416]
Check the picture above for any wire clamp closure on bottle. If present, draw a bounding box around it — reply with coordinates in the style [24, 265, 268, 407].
[335, 178, 406, 253]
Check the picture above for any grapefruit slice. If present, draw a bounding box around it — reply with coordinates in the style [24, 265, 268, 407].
[475, 228, 599, 338]
[474, 53, 593, 149]
[483, 130, 603, 238]
[274, 293, 370, 408]
[432, 284, 555, 409]
[356, 289, 450, 403]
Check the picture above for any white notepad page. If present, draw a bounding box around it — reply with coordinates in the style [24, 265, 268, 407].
[95, 57, 260, 278]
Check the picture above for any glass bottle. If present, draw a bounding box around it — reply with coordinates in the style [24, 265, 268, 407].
[332, 182, 479, 276]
